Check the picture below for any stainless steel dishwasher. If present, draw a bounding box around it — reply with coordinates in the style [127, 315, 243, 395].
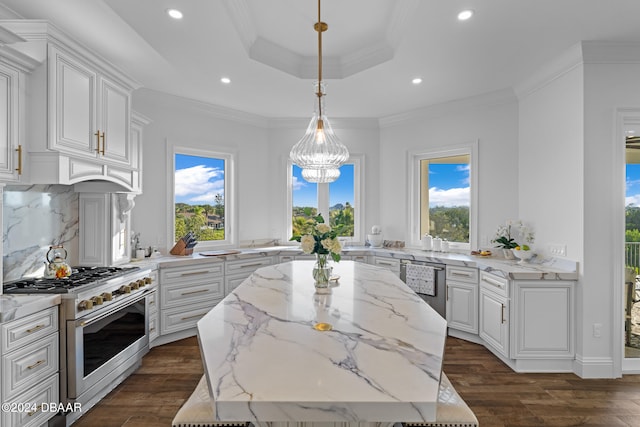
[400, 259, 446, 318]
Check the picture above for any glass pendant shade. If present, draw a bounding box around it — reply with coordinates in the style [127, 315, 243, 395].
[290, 83, 349, 183]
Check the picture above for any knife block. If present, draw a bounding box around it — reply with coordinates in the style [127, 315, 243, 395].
[170, 239, 193, 256]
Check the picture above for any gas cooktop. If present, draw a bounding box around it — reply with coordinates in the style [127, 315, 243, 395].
[3, 266, 140, 294]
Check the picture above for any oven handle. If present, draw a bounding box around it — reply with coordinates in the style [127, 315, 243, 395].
[76, 291, 150, 328]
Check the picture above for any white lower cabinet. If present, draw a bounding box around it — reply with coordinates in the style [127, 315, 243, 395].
[372, 256, 400, 276]
[147, 270, 159, 345]
[446, 266, 478, 334]
[224, 257, 274, 295]
[1, 306, 59, 427]
[479, 272, 510, 359]
[159, 263, 224, 335]
[512, 280, 574, 359]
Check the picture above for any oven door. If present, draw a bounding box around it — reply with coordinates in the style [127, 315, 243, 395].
[67, 291, 150, 399]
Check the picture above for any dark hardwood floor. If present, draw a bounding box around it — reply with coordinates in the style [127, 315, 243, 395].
[73, 336, 640, 427]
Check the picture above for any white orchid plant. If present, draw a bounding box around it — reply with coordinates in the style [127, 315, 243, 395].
[492, 219, 535, 250]
[290, 208, 343, 268]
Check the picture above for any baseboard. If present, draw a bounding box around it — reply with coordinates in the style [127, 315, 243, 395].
[573, 354, 615, 378]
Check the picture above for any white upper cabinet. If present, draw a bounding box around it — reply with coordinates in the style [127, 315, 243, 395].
[0, 60, 22, 182]
[49, 44, 131, 167]
[0, 21, 141, 191]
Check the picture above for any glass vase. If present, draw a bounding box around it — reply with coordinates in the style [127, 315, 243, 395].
[313, 253, 332, 288]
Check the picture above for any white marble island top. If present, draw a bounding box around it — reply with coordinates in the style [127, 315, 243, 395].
[197, 260, 447, 423]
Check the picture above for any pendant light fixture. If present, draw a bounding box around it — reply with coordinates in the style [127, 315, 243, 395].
[289, 0, 349, 183]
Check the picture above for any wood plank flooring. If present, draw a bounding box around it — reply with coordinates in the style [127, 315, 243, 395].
[73, 336, 640, 427]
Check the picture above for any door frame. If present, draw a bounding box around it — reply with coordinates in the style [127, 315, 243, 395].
[616, 108, 640, 373]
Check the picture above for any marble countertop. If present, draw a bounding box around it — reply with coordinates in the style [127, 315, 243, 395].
[197, 260, 447, 423]
[133, 245, 578, 280]
[0, 294, 61, 323]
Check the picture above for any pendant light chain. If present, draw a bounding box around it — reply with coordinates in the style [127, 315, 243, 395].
[316, 0, 324, 118]
[289, 0, 349, 183]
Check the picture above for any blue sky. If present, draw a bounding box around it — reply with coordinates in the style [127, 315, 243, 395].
[293, 164, 355, 207]
[292, 162, 469, 208]
[627, 164, 640, 206]
[428, 163, 470, 207]
[175, 154, 225, 205]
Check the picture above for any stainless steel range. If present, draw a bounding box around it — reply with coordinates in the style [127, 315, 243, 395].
[3, 266, 156, 426]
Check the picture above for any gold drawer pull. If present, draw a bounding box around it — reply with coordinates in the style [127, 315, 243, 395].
[26, 324, 45, 333]
[15, 144, 22, 175]
[181, 289, 209, 296]
[179, 270, 211, 277]
[149, 327, 156, 332]
[27, 359, 45, 370]
[237, 263, 263, 269]
[27, 404, 42, 416]
[181, 313, 204, 321]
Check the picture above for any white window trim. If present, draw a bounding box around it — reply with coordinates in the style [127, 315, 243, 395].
[169, 145, 237, 250]
[286, 154, 365, 245]
[406, 141, 478, 250]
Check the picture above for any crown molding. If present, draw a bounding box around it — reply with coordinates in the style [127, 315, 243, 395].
[137, 88, 269, 128]
[379, 88, 517, 128]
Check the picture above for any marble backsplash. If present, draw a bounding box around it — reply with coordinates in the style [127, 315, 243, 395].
[3, 185, 79, 281]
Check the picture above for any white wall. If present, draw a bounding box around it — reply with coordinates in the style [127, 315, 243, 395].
[517, 42, 640, 377]
[131, 89, 270, 252]
[582, 48, 640, 375]
[131, 89, 381, 251]
[378, 90, 520, 246]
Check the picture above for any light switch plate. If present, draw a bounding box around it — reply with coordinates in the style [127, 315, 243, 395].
[548, 243, 567, 257]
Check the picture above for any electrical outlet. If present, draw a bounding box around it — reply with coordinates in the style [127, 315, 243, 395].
[593, 323, 602, 338]
[548, 243, 567, 257]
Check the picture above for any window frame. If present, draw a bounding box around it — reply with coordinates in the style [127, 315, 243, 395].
[286, 154, 364, 245]
[170, 145, 237, 250]
[407, 141, 478, 250]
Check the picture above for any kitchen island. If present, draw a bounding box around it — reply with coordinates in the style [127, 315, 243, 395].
[197, 260, 447, 426]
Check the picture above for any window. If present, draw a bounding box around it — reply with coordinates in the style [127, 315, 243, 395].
[172, 147, 235, 248]
[408, 142, 478, 250]
[289, 156, 363, 244]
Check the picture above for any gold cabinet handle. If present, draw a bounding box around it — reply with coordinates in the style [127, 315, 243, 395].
[100, 131, 105, 155]
[181, 289, 209, 296]
[95, 131, 101, 153]
[94, 131, 105, 155]
[181, 313, 205, 321]
[27, 404, 42, 416]
[15, 144, 22, 175]
[27, 359, 45, 370]
[26, 324, 45, 334]
[501, 304, 506, 324]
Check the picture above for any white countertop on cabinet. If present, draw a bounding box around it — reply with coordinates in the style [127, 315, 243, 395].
[0, 294, 61, 323]
[197, 260, 447, 423]
[134, 245, 577, 280]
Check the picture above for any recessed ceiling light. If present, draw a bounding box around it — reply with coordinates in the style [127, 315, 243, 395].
[457, 9, 474, 21]
[412, 78, 422, 85]
[167, 9, 183, 19]
[220, 77, 231, 84]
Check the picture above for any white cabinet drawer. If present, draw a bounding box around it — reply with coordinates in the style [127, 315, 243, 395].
[480, 271, 509, 298]
[2, 307, 58, 353]
[225, 257, 273, 275]
[373, 257, 400, 274]
[161, 279, 225, 309]
[160, 263, 224, 284]
[2, 373, 59, 427]
[160, 301, 221, 335]
[446, 265, 478, 284]
[2, 332, 59, 399]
